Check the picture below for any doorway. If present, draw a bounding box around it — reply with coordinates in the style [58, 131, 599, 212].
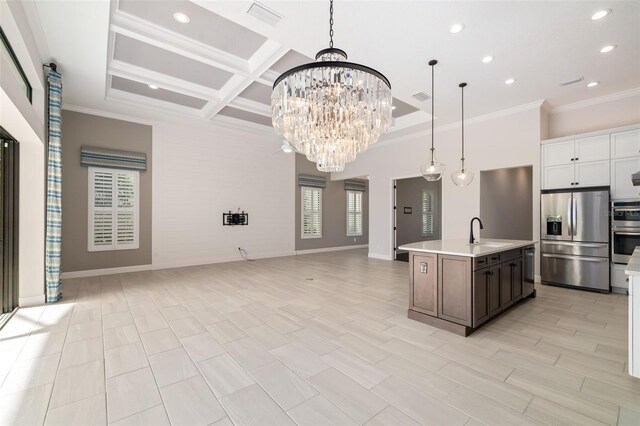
[479, 166, 533, 240]
[393, 177, 442, 261]
[0, 127, 19, 325]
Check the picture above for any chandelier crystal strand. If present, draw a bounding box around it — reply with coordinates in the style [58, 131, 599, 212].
[271, 0, 392, 172]
[421, 59, 445, 181]
[452, 82, 474, 186]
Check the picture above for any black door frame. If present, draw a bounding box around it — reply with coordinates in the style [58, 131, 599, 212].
[0, 126, 20, 317]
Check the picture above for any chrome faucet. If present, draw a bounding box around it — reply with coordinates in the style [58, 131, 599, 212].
[469, 217, 484, 244]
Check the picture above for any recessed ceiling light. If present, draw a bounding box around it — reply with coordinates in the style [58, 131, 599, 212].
[600, 44, 617, 53]
[450, 23, 465, 34]
[173, 12, 190, 23]
[587, 81, 600, 87]
[391, 105, 397, 110]
[591, 9, 611, 20]
[482, 55, 494, 63]
[505, 78, 516, 85]
[148, 84, 159, 90]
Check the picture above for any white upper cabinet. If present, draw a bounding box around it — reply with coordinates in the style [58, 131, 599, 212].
[541, 125, 639, 195]
[543, 140, 574, 166]
[574, 160, 609, 188]
[611, 157, 640, 199]
[611, 129, 640, 159]
[543, 164, 574, 190]
[575, 135, 609, 163]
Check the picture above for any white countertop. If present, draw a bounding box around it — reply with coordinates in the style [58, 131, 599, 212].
[398, 239, 536, 258]
[625, 247, 640, 275]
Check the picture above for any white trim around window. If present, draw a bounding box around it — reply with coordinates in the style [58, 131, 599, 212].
[88, 167, 140, 251]
[346, 190, 363, 236]
[422, 189, 435, 237]
[301, 186, 322, 239]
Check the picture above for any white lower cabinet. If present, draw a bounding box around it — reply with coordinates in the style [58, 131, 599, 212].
[543, 164, 574, 189]
[612, 263, 629, 293]
[574, 160, 609, 188]
[611, 156, 640, 199]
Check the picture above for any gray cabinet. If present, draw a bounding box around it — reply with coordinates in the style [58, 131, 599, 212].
[409, 253, 438, 317]
[438, 255, 472, 327]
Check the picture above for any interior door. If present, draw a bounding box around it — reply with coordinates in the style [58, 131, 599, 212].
[573, 190, 609, 243]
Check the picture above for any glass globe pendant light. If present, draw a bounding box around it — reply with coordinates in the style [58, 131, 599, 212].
[271, 0, 392, 173]
[421, 60, 446, 181]
[452, 82, 474, 186]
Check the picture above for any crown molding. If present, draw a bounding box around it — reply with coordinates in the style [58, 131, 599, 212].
[63, 104, 154, 125]
[20, 0, 50, 62]
[377, 99, 546, 147]
[63, 103, 277, 138]
[549, 87, 640, 114]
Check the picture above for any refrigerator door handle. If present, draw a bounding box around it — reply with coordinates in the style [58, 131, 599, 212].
[567, 198, 573, 237]
[543, 242, 608, 248]
[542, 253, 608, 262]
[573, 198, 578, 236]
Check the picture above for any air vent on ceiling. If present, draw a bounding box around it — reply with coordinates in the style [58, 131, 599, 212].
[559, 76, 584, 86]
[412, 92, 430, 102]
[247, 1, 283, 26]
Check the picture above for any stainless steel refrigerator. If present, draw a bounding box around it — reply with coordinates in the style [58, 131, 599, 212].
[541, 188, 610, 292]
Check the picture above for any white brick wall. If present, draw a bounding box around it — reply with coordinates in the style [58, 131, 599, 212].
[152, 122, 295, 268]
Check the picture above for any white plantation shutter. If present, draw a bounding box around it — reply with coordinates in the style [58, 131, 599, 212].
[302, 186, 322, 238]
[422, 190, 435, 236]
[89, 167, 139, 251]
[346, 190, 363, 236]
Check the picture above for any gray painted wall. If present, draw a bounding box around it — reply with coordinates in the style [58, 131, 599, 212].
[295, 154, 369, 251]
[480, 166, 533, 240]
[395, 177, 442, 250]
[61, 111, 152, 272]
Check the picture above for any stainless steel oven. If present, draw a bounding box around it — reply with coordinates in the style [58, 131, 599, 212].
[611, 201, 640, 264]
[612, 227, 640, 263]
[612, 201, 640, 227]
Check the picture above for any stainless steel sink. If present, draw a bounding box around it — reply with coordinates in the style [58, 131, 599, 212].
[469, 242, 512, 248]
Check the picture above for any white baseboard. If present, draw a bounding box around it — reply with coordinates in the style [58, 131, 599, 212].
[19, 294, 45, 307]
[368, 252, 393, 261]
[61, 264, 153, 279]
[151, 251, 297, 271]
[535, 274, 542, 283]
[295, 244, 368, 255]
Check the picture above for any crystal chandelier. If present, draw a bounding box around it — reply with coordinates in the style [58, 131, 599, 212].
[421, 60, 446, 181]
[452, 82, 474, 186]
[271, 0, 392, 172]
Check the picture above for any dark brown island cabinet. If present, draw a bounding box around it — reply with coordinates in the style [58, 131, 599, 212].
[404, 242, 536, 336]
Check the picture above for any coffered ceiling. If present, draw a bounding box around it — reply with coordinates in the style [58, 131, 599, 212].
[28, 0, 640, 136]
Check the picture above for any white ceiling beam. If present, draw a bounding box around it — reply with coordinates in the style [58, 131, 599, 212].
[228, 97, 271, 117]
[108, 60, 221, 101]
[110, 10, 250, 75]
[106, 88, 205, 116]
[201, 40, 288, 120]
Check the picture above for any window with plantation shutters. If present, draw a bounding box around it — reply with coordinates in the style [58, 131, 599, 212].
[346, 190, 363, 236]
[422, 190, 435, 236]
[301, 186, 322, 239]
[88, 167, 139, 251]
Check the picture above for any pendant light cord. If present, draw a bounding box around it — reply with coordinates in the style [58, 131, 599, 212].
[429, 60, 437, 164]
[461, 83, 465, 171]
[329, 0, 334, 48]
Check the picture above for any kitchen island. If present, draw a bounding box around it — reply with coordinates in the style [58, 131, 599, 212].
[399, 239, 536, 336]
[624, 247, 640, 379]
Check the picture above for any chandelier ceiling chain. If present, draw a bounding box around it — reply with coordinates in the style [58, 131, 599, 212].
[271, 0, 392, 172]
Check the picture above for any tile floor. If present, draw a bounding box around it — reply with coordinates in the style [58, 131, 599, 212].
[0, 249, 638, 425]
